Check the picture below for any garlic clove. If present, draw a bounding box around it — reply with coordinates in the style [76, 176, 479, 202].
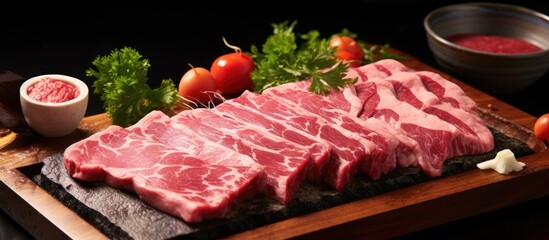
[477, 149, 525, 174]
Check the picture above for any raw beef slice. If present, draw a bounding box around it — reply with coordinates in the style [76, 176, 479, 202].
[63, 125, 265, 223]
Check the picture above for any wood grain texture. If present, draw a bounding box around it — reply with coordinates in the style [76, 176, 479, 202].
[0, 169, 109, 240]
[1, 50, 547, 240]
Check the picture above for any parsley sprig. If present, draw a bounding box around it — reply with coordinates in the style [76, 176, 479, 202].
[250, 21, 356, 95]
[86, 47, 179, 127]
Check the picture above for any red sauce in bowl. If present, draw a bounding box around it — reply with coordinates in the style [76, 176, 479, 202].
[447, 34, 543, 54]
[27, 77, 80, 103]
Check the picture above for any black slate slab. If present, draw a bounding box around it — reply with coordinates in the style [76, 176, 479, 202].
[18, 128, 533, 240]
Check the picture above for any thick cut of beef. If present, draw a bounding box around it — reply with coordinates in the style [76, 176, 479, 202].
[171, 108, 313, 204]
[63, 125, 265, 223]
[355, 79, 492, 177]
[261, 88, 402, 180]
[383, 72, 441, 109]
[359, 71, 493, 155]
[349, 81, 423, 169]
[346, 58, 413, 82]
[392, 72, 493, 153]
[129, 110, 259, 167]
[415, 71, 479, 114]
[261, 63, 426, 173]
[214, 100, 333, 182]
[350, 60, 479, 116]
[264, 80, 364, 116]
[130, 109, 313, 204]
[237, 89, 404, 188]
[232, 91, 369, 190]
[349, 59, 493, 170]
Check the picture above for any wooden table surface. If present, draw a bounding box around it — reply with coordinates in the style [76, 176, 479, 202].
[1, 48, 548, 239]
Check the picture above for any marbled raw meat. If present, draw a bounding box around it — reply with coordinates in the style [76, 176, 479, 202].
[171, 108, 313, 204]
[214, 100, 333, 182]
[63, 125, 264, 223]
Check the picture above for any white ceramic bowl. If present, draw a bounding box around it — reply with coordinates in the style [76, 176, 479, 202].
[20, 74, 89, 137]
[424, 2, 549, 94]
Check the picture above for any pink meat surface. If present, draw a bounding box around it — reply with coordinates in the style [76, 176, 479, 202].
[171, 108, 313, 204]
[368, 71, 493, 155]
[129, 110, 258, 167]
[63, 125, 264, 223]
[415, 71, 479, 114]
[265, 80, 364, 117]
[233, 91, 369, 190]
[257, 87, 402, 183]
[214, 99, 333, 182]
[355, 79, 492, 177]
[346, 58, 413, 81]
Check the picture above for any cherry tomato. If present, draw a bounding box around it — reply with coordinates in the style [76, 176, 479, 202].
[178, 65, 217, 104]
[534, 113, 549, 143]
[336, 50, 362, 68]
[210, 52, 255, 95]
[329, 35, 364, 64]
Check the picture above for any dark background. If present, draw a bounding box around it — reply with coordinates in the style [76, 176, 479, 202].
[1, 0, 548, 239]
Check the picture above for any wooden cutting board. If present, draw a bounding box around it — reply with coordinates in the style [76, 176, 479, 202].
[1, 48, 548, 239]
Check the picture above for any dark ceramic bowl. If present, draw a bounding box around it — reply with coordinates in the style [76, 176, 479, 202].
[424, 2, 549, 94]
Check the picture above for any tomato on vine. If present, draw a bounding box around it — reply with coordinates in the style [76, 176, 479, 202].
[329, 35, 364, 67]
[210, 37, 255, 95]
[178, 64, 217, 105]
[335, 50, 362, 68]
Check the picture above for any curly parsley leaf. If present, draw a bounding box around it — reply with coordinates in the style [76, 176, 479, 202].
[250, 20, 356, 95]
[86, 47, 178, 127]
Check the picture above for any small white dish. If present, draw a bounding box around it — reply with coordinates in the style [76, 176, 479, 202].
[20, 74, 89, 137]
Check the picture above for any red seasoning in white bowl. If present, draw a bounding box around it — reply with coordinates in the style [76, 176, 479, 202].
[26, 77, 80, 103]
[20, 74, 89, 137]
